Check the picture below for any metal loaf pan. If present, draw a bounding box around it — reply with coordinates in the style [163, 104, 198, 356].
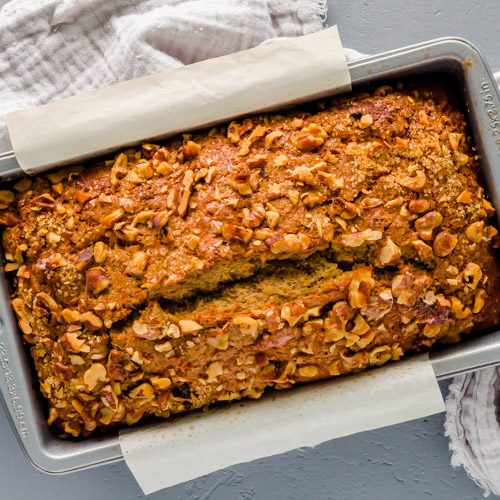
[0, 37, 499, 475]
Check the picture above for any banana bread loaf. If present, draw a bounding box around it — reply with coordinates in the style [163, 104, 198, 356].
[2, 80, 499, 437]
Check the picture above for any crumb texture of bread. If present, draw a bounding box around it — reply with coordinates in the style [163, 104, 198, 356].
[2, 80, 499, 437]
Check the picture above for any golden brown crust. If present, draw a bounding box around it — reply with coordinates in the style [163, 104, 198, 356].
[1, 80, 499, 437]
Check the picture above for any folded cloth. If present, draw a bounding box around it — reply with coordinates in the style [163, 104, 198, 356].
[445, 368, 500, 497]
[0, 0, 327, 152]
[444, 71, 500, 498]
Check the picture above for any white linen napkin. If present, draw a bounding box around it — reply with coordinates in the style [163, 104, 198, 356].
[0, 0, 327, 153]
[445, 368, 500, 497]
[444, 71, 500, 498]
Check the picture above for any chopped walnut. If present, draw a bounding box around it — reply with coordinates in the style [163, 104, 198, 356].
[81, 311, 103, 330]
[264, 130, 284, 149]
[61, 332, 90, 353]
[482, 199, 495, 217]
[281, 303, 321, 327]
[12, 298, 32, 334]
[265, 210, 280, 228]
[100, 385, 119, 410]
[129, 383, 155, 399]
[466, 221, 484, 243]
[228, 178, 253, 196]
[186, 235, 201, 250]
[267, 233, 312, 254]
[408, 199, 431, 214]
[246, 154, 267, 168]
[178, 170, 194, 216]
[206, 361, 224, 382]
[331, 198, 359, 220]
[298, 365, 318, 378]
[241, 205, 265, 228]
[385, 196, 404, 208]
[75, 249, 94, 271]
[131, 210, 156, 226]
[356, 330, 376, 349]
[86, 268, 110, 295]
[34, 291, 59, 312]
[348, 268, 374, 308]
[221, 224, 253, 244]
[156, 162, 173, 177]
[301, 192, 325, 207]
[150, 376, 172, 390]
[341, 229, 382, 248]
[204, 166, 216, 184]
[448, 132, 463, 151]
[102, 208, 125, 228]
[324, 301, 350, 341]
[227, 121, 240, 143]
[359, 114, 373, 128]
[68, 355, 85, 366]
[132, 321, 148, 337]
[316, 171, 344, 188]
[360, 197, 382, 209]
[274, 154, 289, 167]
[361, 289, 393, 322]
[254, 228, 273, 240]
[233, 316, 260, 339]
[398, 170, 427, 192]
[290, 165, 315, 185]
[93, 242, 108, 264]
[433, 231, 458, 257]
[152, 211, 170, 229]
[83, 363, 107, 391]
[412, 239, 433, 260]
[463, 263, 482, 289]
[207, 331, 229, 350]
[451, 297, 471, 320]
[292, 123, 327, 151]
[351, 314, 370, 335]
[61, 309, 81, 323]
[111, 153, 128, 186]
[368, 346, 392, 366]
[391, 271, 414, 306]
[415, 211, 443, 240]
[127, 251, 148, 277]
[472, 289, 486, 314]
[456, 190, 472, 204]
[238, 125, 267, 156]
[155, 341, 173, 353]
[131, 351, 144, 365]
[287, 189, 300, 205]
[183, 140, 201, 159]
[179, 319, 203, 333]
[328, 361, 342, 376]
[71, 399, 96, 432]
[378, 237, 401, 265]
[98, 407, 116, 426]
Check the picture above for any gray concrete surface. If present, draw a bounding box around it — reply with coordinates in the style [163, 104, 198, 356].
[1, 1, 499, 499]
[328, 0, 500, 70]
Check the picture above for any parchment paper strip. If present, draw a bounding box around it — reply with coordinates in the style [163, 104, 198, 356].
[120, 354, 444, 495]
[6, 26, 350, 174]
